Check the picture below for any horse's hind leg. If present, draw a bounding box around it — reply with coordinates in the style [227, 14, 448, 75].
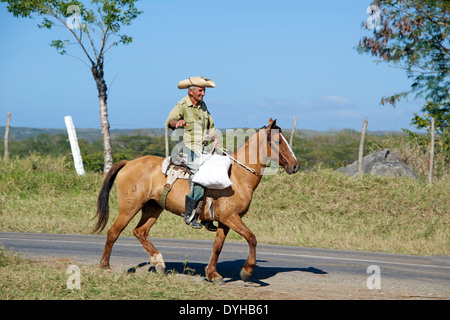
[133, 200, 165, 273]
[100, 202, 142, 269]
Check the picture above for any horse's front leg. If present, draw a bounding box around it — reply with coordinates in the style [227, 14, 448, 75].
[223, 214, 257, 282]
[205, 222, 229, 284]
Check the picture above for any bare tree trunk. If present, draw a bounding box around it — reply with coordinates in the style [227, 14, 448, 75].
[99, 96, 113, 173]
[92, 61, 113, 173]
[429, 118, 435, 186]
[3, 112, 11, 162]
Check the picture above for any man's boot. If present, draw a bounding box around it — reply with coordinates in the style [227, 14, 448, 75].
[196, 198, 217, 232]
[184, 196, 202, 229]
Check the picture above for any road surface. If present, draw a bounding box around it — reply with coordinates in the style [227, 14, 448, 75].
[0, 232, 449, 299]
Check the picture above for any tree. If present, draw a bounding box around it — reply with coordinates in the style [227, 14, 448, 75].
[1, 0, 142, 173]
[357, 0, 449, 121]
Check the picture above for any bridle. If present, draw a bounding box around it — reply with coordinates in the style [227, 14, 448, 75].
[266, 126, 289, 169]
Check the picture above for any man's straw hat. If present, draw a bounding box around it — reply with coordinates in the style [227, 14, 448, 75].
[178, 76, 216, 89]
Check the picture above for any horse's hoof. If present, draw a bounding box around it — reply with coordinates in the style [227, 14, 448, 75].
[211, 277, 226, 285]
[240, 269, 251, 282]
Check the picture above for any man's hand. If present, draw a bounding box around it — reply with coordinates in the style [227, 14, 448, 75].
[211, 136, 221, 149]
[169, 119, 190, 129]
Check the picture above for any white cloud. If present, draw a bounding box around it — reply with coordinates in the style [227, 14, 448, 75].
[320, 95, 352, 105]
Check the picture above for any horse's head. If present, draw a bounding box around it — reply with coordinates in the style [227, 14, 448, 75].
[266, 118, 300, 174]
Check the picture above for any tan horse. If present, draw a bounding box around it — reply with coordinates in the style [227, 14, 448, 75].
[94, 118, 299, 283]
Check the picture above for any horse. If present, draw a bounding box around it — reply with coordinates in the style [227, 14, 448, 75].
[93, 118, 300, 283]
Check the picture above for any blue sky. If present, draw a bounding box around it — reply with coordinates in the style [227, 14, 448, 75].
[0, 0, 425, 131]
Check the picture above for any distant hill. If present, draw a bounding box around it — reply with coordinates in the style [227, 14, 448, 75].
[0, 127, 166, 143]
[0, 126, 407, 142]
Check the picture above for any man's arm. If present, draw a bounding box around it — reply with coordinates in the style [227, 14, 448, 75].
[207, 112, 220, 148]
[166, 104, 190, 130]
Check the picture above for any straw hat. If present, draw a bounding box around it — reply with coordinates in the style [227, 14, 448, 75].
[178, 76, 216, 89]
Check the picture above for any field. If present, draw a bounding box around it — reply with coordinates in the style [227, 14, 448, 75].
[0, 154, 449, 299]
[1, 154, 448, 256]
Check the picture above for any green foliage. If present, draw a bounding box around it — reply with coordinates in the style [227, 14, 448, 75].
[0, 129, 415, 172]
[82, 151, 130, 172]
[1, 0, 143, 60]
[0, 132, 170, 172]
[402, 101, 450, 177]
[357, 0, 450, 108]
[290, 129, 388, 169]
[411, 101, 450, 134]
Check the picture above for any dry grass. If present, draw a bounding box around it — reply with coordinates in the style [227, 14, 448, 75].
[0, 248, 242, 300]
[1, 155, 449, 256]
[1, 155, 449, 300]
[247, 169, 449, 255]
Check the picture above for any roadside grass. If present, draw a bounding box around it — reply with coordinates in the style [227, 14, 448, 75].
[1, 155, 448, 300]
[1, 155, 449, 256]
[0, 248, 242, 300]
[248, 168, 449, 256]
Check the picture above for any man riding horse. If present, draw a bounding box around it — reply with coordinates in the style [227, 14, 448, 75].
[165, 76, 220, 231]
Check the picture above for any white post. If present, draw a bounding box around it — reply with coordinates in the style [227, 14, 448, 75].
[165, 125, 169, 158]
[64, 116, 85, 176]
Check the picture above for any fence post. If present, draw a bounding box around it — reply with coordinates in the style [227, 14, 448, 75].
[428, 118, 435, 186]
[165, 126, 169, 158]
[358, 117, 368, 178]
[290, 116, 297, 148]
[3, 112, 11, 161]
[65, 116, 85, 176]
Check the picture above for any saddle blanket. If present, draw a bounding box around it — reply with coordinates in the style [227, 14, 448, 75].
[161, 157, 190, 180]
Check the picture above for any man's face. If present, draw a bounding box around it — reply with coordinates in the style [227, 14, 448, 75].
[188, 87, 206, 105]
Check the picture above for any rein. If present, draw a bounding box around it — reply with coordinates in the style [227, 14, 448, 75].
[218, 146, 258, 175]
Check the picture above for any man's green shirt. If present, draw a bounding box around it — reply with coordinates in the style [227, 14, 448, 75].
[165, 95, 216, 152]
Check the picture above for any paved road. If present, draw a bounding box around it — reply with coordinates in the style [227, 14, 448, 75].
[1, 232, 449, 299]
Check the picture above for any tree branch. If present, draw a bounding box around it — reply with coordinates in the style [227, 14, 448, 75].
[46, 8, 96, 66]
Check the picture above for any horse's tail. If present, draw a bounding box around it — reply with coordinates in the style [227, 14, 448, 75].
[93, 161, 128, 234]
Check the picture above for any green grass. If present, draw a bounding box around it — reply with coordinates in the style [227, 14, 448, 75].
[1, 155, 449, 256]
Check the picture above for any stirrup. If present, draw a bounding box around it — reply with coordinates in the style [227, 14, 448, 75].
[184, 210, 196, 225]
[201, 221, 217, 232]
[189, 219, 202, 229]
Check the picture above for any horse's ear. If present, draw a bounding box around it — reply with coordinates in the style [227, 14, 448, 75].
[268, 118, 277, 129]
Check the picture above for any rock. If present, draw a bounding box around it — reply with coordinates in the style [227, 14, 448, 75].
[337, 149, 417, 178]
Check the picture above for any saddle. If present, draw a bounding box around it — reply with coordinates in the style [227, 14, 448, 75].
[160, 154, 215, 221]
